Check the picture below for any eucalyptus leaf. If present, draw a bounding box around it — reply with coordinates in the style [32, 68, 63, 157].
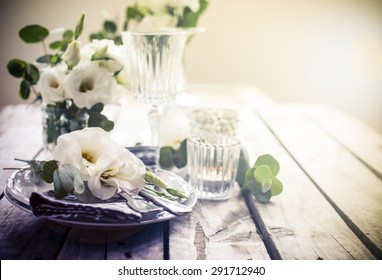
[159, 146, 175, 169]
[7, 59, 26, 78]
[41, 160, 58, 183]
[235, 147, 250, 187]
[243, 180, 261, 194]
[53, 163, 85, 198]
[245, 167, 255, 183]
[104, 20, 117, 33]
[173, 139, 187, 168]
[74, 183, 103, 203]
[63, 30, 74, 41]
[254, 154, 280, 176]
[90, 103, 104, 113]
[36, 55, 54, 64]
[254, 189, 272, 203]
[271, 177, 283, 196]
[49, 40, 62, 50]
[19, 80, 30, 99]
[24, 64, 40, 84]
[19, 24, 49, 43]
[30, 160, 44, 184]
[254, 165, 274, 186]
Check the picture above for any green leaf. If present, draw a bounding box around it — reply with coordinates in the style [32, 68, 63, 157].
[19, 80, 30, 99]
[36, 55, 54, 64]
[245, 167, 255, 183]
[53, 163, 85, 198]
[49, 40, 62, 50]
[254, 154, 280, 176]
[19, 24, 49, 43]
[104, 20, 117, 33]
[159, 146, 175, 169]
[7, 59, 26, 78]
[254, 189, 272, 203]
[243, 180, 261, 194]
[254, 165, 274, 187]
[40, 160, 58, 183]
[177, 0, 209, 28]
[24, 64, 40, 84]
[29, 160, 44, 184]
[127, 6, 143, 20]
[90, 103, 104, 113]
[89, 33, 105, 41]
[63, 30, 74, 41]
[174, 139, 187, 168]
[74, 12, 86, 40]
[50, 54, 62, 65]
[271, 177, 283, 196]
[236, 147, 250, 187]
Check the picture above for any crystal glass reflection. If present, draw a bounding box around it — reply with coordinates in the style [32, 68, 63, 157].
[122, 30, 187, 147]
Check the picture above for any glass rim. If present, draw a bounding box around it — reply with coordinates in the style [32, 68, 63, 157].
[187, 134, 241, 148]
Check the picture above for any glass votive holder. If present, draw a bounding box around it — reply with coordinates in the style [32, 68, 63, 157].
[188, 108, 239, 137]
[187, 134, 241, 200]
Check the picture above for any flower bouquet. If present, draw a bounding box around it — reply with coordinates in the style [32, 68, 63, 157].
[7, 13, 128, 151]
[21, 128, 192, 221]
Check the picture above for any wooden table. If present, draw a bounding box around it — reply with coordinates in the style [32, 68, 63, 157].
[1, 84, 381, 260]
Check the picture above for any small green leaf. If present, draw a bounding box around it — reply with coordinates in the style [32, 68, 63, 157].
[63, 30, 74, 41]
[236, 147, 250, 187]
[245, 167, 255, 183]
[254, 165, 274, 186]
[159, 146, 175, 169]
[19, 80, 30, 99]
[90, 103, 104, 113]
[7, 59, 26, 77]
[254, 154, 280, 176]
[243, 180, 261, 194]
[24, 64, 40, 84]
[74, 12, 86, 40]
[53, 163, 85, 198]
[49, 40, 62, 50]
[271, 177, 283, 196]
[254, 189, 272, 203]
[104, 20, 117, 33]
[41, 160, 59, 183]
[36, 55, 54, 64]
[174, 139, 187, 168]
[29, 160, 44, 184]
[19, 24, 49, 43]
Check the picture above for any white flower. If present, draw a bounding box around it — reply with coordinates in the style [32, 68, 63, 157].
[38, 64, 67, 104]
[53, 127, 146, 200]
[81, 39, 125, 74]
[64, 61, 118, 109]
[129, 14, 178, 32]
[62, 40, 81, 69]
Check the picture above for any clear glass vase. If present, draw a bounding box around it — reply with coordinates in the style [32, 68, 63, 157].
[42, 100, 89, 153]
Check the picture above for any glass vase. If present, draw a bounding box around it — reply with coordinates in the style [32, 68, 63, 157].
[41, 101, 88, 153]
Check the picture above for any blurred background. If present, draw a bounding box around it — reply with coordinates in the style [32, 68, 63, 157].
[1, 0, 381, 133]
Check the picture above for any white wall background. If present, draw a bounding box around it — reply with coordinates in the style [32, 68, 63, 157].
[1, 0, 382, 133]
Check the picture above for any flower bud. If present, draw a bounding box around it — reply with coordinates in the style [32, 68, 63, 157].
[62, 40, 81, 69]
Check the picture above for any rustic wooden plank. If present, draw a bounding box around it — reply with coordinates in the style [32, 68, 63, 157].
[57, 221, 165, 260]
[106, 223, 164, 260]
[236, 106, 376, 259]
[168, 187, 271, 260]
[254, 103, 382, 259]
[0, 199, 68, 259]
[300, 104, 382, 179]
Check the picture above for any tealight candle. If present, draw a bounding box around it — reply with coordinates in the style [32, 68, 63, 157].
[187, 134, 241, 200]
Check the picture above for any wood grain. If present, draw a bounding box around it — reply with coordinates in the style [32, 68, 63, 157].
[255, 103, 382, 259]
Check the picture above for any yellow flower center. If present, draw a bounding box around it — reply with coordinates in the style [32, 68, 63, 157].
[79, 78, 94, 93]
[82, 152, 95, 163]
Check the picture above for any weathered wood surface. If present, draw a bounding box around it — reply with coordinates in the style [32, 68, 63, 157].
[1, 85, 381, 260]
[255, 103, 382, 259]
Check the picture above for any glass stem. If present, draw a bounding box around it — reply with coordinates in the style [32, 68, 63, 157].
[148, 105, 160, 147]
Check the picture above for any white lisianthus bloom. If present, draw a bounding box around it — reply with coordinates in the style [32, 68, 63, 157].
[53, 127, 146, 200]
[82, 39, 125, 74]
[38, 64, 66, 104]
[129, 14, 178, 32]
[64, 61, 117, 109]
